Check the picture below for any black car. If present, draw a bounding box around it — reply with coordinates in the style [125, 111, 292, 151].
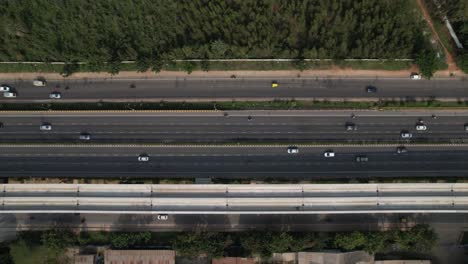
[396, 146, 408, 154]
[365, 86, 377, 93]
[345, 122, 357, 131]
[0, 122, 3, 128]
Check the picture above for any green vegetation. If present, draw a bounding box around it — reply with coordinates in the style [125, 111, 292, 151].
[1, 225, 437, 262]
[334, 225, 437, 253]
[0, 59, 413, 73]
[1, 99, 468, 112]
[109, 232, 152, 249]
[10, 230, 74, 264]
[416, 49, 438, 79]
[172, 232, 231, 257]
[0, 0, 424, 74]
[0, 245, 13, 264]
[423, 0, 468, 73]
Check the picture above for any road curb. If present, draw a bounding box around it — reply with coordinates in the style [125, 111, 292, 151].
[1, 144, 467, 148]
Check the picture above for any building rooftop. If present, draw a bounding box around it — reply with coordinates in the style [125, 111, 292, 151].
[212, 257, 256, 264]
[74, 254, 95, 264]
[298, 251, 374, 264]
[104, 249, 175, 264]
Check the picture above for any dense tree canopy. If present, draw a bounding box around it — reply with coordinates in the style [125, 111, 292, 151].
[0, 0, 423, 68]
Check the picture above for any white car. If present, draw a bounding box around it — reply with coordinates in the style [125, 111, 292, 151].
[49, 92, 61, 99]
[3, 92, 16, 98]
[410, 74, 422, 80]
[157, 214, 168, 220]
[0, 84, 11, 91]
[33, 79, 47, 86]
[415, 124, 427, 131]
[39, 124, 52, 131]
[324, 150, 335, 158]
[287, 146, 299, 154]
[79, 133, 91, 140]
[400, 131, 413, 138]
[138, 154, 149, 162]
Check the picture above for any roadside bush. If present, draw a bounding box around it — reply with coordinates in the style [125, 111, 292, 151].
[110, 232, 151, 249]
[416, 49, 438, 79]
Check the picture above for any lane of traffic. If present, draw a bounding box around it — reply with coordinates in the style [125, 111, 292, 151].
[0, 145, 467, 178]
[1, 78, 467, 101]
[1, 113, 467, 143]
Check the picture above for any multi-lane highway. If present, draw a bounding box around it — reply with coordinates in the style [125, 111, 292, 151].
[0, 110, 467, 143]
[1, 145, 468, 178]
[1, 77, 467, 102]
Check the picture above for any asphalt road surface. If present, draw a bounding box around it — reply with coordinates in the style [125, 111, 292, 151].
[0, 110, 467, 143]
[1, 145, 468, 178]
[1, 77, 467, 102]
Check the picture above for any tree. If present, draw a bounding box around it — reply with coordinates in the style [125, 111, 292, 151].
[289, 233, 317, 251]
[363, 232, 390, 253]
[333, 231, 367, 251]
[0, 246, 13, 264]
[41, 230, 75, 264]
[241, 231, 273, 257]
[268, 232, 293, 253]
[457, 52, 468, 73]
[210, 40, 229, 58]
[0, 0, 422, 66]
[416, 49, 438, 79]
[172, 232, 230, 257]
[61, 62, 80, 77]
[181, 61, 197, 74]
[394, 224, 438, 252]
[110, 232, 151, 249]
[200, 59, 210, 72]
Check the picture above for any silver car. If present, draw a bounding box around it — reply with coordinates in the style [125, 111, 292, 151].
[157, 214, 168, 220]
[415, 124, 427, 131]
[138, 154, 149, 162]
[49, 92, 61, 99]
[3, 92, 16, 98]
[79, 133, 91, 140]
[400, 131, 412, 139]
[39, 123, 52, 131]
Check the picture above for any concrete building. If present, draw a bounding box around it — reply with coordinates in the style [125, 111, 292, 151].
[375, 261, 430, 264]
[104, 249, 175, 264]
[212, 257, 256, 264]
[74, 254, 95, 264]
[298, 251, 374, 264]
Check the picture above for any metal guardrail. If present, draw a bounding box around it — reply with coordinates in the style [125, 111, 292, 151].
[1, 183, 468, 214]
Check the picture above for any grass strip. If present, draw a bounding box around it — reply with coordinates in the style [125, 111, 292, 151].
[1, 99, 468, 111]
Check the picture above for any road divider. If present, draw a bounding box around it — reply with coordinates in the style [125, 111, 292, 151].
[1, 99, 468, 112]
[0, 143, 467, 148]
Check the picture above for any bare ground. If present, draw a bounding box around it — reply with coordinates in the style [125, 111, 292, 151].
[0, 67, 465, 81]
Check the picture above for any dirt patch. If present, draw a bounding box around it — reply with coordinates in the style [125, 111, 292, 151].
[0, 68, 465, 81]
